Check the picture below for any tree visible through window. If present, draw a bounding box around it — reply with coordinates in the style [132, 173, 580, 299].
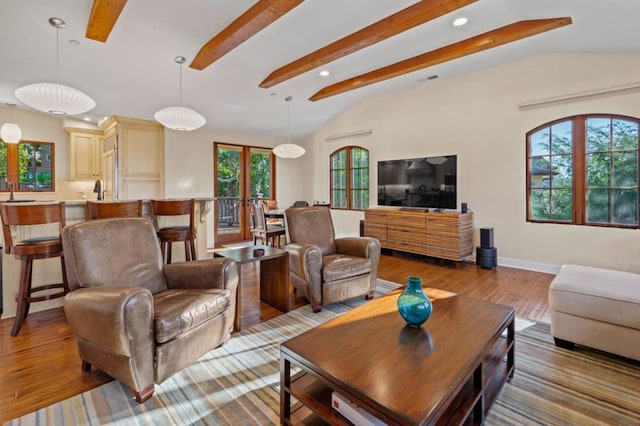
[330, 146, 369, 209]
[527, 114, 639, 228]
[0, 140, 54, 192]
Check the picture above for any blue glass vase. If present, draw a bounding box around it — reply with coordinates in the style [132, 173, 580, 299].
[397, 276, 432, 328]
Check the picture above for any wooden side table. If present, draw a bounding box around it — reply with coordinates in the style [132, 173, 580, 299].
[214, 245, 290, 331]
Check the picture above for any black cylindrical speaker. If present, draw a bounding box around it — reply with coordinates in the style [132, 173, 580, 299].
[359, 219, 365, 237]
[476, 246, 497, 269]
[461, 202, 467, 213]
[480, 228, 494, 248]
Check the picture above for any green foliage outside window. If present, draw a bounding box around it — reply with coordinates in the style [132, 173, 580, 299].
[330, 146, 369, 210]
[527, 115, 639, 227]
[249, 150, 272, 199]
[0, 141, 53, 191]
[216, 147, 241, 198]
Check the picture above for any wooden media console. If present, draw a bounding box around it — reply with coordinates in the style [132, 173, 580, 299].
[364, 207, 473, 261]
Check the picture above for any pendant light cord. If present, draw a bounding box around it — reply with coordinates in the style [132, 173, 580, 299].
[55, 23, 60, 85]
[179, 62, 183, 106]
[286, 96, 292, 143]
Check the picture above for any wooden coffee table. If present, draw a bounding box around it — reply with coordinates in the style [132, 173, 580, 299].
[280, 287, 515, 425]
[215, 245, 289, 331]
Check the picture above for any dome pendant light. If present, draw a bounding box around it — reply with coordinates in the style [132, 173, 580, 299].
[273, 96, 305, 159]
[1, 103, 22, 144]
[154, 56, 206, 131]
[15, 17, 96, 116]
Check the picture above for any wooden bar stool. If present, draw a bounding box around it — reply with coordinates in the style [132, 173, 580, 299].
[0, 202, 68, 336]
[150, 199, 196, 264]
[87, 200, 143, 220]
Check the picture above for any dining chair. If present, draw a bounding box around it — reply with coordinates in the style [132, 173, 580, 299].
[261, 199, 284, 226]
[251, 203, 285, 247]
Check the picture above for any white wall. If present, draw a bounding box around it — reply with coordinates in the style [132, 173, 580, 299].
[0, 106, 69, 179]
[163, 128, 306, 247]
[307, 53, 640, 274]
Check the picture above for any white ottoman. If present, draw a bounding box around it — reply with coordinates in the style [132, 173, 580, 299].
[548, 264, 640, 361]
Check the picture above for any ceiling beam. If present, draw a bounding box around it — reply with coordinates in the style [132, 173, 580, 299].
[190, 0, 303, 71]
[85, 0, 128, 42]
[309, 17, 572, 102]
[260, 0, 478, 89]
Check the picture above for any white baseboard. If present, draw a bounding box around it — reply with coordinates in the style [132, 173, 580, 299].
[494, 256, 561, 275]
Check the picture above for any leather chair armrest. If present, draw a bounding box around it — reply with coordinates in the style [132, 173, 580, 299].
[285, 243, 322, 279]
[285, 243, 323, 306]
[164, 258, 239, 293]
[335, 237, 381, 259]
[64, 286, 154, 357]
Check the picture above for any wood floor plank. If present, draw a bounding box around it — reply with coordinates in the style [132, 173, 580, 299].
[0, 250, 553, 422]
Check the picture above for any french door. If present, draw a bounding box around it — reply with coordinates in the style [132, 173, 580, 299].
[214, 142, 276, 244]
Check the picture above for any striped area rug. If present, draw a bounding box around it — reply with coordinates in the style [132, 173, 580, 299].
[7, 280, 640, 425]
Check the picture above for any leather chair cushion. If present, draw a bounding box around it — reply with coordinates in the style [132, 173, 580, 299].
[322, 254, 371, 282]
[154, 288, 231, 343]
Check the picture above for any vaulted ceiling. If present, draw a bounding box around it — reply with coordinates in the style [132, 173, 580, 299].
[1, 0, 639, 140]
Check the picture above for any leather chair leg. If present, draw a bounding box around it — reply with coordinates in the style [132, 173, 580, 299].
[81, 360, 92, 371]
[312, 304, 322, 313]
[133, 385, 155, 404]
[365, 291, 374, 300]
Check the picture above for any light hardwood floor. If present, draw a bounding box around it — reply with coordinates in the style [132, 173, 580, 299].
[0, 251, 554, 422]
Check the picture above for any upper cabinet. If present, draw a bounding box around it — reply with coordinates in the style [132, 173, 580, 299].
[100, 116, 164, 200]
[65, 128, 103, 180]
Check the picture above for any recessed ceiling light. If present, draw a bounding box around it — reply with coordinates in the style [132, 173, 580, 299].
[83, 117, 91, 122]
[319, 70, 330, 77]
[453, 17, 468, 27]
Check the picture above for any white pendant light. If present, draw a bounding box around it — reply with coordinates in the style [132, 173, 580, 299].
[1, 103, 22, 144]
[154, 56, 206, 131]
[273, 96, 305, 159]
[15, 18, 95, 116]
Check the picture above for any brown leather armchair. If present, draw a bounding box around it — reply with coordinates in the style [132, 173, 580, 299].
[62, 217, 239, 403]
[284, 206, 381, 312]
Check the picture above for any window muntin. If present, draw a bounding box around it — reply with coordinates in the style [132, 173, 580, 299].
[330, 146, 369, 210]
[526, 114, 639, 228]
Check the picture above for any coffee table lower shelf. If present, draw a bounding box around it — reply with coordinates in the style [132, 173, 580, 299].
[286, 372, 352, 425]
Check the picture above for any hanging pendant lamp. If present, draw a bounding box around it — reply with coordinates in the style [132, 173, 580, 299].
[15, 17, 95, 116]
[273, 96, 305, 159]
[154, 56, 206, 131]
[1, 103, 22, 144]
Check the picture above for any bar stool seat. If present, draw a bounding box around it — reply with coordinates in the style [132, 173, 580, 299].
[0, 202, 68, 336]
[87, 200, 143, 220]
[150, 199, 197, 264]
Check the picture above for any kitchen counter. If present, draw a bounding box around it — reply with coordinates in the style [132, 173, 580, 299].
[0, 198, 214, 319]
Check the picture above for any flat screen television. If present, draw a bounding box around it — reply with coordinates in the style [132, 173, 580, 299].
[377, 155, 457, 210]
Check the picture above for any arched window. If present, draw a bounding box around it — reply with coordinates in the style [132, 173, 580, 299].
[330, 146, 369, 210]
[527, 114, 639, 228]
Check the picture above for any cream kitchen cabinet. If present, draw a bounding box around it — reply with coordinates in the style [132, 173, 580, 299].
[100, 116, 164, 200]
[66, 128, 103, 180]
